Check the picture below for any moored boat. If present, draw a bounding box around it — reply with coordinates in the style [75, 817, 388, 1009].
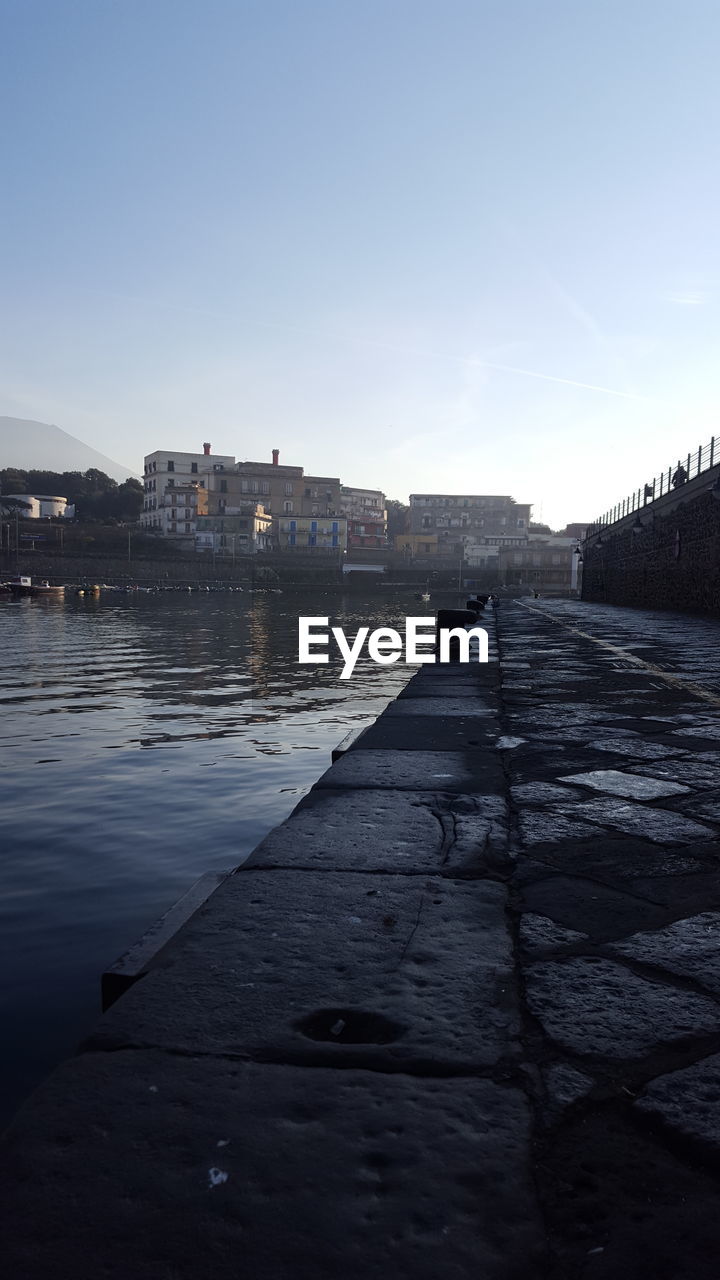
[7, 575, 66, 597]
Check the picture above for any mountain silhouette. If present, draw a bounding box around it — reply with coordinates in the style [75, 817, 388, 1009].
[0, 417, 137, 481]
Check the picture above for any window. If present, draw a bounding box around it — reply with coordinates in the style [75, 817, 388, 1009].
[191, 462, 198, 474]
[332, 521, 339, 533]
[289, 520, 296, 531]
[311, 504, 319, 515]
[167, 478, 174, 487]
[310, 520, 317, 532]
[289, 533, 296, 546]
[304, 487, 311, 497]
[220, 480, 227, 493]
[332, 534, 338, 547]
[185, 523, 191, 533]
[286, 483, 294, 496]
[309, 534, 316, 547]
[517, 518, 525, 528]
[284, 501, 293, 513]
[171, 508, 177, 520]
[167, 460, 175, 472]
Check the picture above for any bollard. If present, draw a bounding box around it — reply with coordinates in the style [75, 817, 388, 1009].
[435, 609, 478, 663]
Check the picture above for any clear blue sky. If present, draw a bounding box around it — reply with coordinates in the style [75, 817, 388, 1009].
[2, 0, 720, 526]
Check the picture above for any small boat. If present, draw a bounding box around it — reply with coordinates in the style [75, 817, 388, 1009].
[7, 575, 66, 597]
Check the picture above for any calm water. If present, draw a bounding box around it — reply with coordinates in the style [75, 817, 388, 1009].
[0, 587, 420, 1126]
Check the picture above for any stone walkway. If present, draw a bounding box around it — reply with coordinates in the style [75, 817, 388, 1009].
[4, 600, 720, 1277]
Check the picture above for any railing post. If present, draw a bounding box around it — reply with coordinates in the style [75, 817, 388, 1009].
[687, 453, 691, 476]
[698, 444, 703, 476]
[711, 437, 715, 469]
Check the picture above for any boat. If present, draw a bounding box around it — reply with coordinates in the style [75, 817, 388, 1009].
[7, 575, 66, 597]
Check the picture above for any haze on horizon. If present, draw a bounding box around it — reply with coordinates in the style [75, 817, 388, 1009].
[2, 0, 720, 529]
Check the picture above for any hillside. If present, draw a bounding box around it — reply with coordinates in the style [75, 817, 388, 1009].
[0, 417, 137, 481]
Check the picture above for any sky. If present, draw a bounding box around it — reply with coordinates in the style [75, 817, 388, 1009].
[2, 0, 720, 528]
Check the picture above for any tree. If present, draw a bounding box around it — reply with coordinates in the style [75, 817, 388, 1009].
[386, 499, 410, 538]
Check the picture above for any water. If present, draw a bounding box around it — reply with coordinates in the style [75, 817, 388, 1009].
[0, 587, 420, 1126]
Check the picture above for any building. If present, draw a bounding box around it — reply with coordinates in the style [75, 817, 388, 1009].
[394, 533, 439, 557]
[195, 505, 272, 555]
[141, 444, 236, 535]
[340, 486, 387, 549]
[408, 494, 532, 557]
[275, 515, 347, 552]
[3, 494, 74, 519]
[498, 534, 582, 594]
[232, 450, 342, 521]
[141, 444, 346, 552]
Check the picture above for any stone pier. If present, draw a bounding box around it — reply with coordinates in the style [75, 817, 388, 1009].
[4, 600, 720, 1278]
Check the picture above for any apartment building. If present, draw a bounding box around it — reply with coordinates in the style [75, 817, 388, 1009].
[340, 486, 387, 548]
[141, 444, 235, 536]
[233, 450, 342, 519]
[408, 493, 532, 557]
[275, 514, 347, 551]
[498, 534, 583, 593]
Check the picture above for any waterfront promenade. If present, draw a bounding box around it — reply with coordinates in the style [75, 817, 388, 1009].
[4, 601, 720, 1276]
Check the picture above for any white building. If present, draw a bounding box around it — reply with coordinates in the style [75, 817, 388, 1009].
[141, 444, 236, 538]
[3, 494, 74, 519]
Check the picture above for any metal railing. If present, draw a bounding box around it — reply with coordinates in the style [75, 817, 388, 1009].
[588, 437, 719, 536]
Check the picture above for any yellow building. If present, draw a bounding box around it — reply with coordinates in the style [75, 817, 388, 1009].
[275, 515, 347, 551]
[394, 533, 439, 556]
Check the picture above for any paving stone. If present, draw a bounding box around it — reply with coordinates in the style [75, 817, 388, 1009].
[525, 958, 720, 1058]
[674, 725, 720, 741]
[519, 913, 588, 957]
[87, 871, 519, 1071]
[0, 1051, 544, 1280]
[635, 1053, 720, 1151]
[314, 750, 489, 792]
[355, 716, 502, 754]
[556, 770, 691, 800]
[542, 1063, 594, 1115]
[591, 739, 685, 759]
[397, 683, 490, 699]
[693, 800, 720, 822]
[628, 761, 720, 789]
[511, 781, 584, 806]
[538, 727, 641, 744]
[517, 812, 599, 846]
[609, 913, 720, 995]
[248, 789, 507, 875]
[518, 872, 669, 939]
[384, 699, 495, 717]
[556, 799, 716, 844]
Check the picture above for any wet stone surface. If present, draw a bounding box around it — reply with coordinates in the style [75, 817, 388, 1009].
[519, 913, 588, 958]
[635, 1052, 720, 1152]
[249, 789, 508, 875]
[525, 957, 720, 1058]
[609, 913, 720, 996]
[557, 770, 691, 800]
[0, 1052, 544, 1280]
[86, 870, 520, 1071]
[555, 798, 717, 844]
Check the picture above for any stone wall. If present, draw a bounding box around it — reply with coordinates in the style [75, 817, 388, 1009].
[582, 466, 720, 614]
[0, 551, 253, 586]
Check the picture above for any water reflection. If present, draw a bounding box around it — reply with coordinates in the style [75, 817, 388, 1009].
[0, 588, 419, 1126]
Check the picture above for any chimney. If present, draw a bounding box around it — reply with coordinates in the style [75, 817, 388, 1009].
[272, 449, 279, 466]
[203, 442, 211, 456]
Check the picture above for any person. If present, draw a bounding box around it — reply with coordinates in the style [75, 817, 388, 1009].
[672, 463, 688, 487]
